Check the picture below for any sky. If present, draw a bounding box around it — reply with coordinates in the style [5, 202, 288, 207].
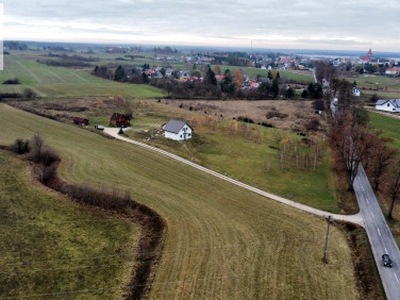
[2, 0, 400, 52]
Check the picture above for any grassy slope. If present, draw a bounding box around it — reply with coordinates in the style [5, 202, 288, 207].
[0, 54, 165, 98]
[0, 104, 359, 299]
[0, 151, 139, 298]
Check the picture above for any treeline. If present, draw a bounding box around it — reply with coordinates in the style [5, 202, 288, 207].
[37, 54, 99, 67]
[8, 135, 166, 298]
[329, 81, 400, 219]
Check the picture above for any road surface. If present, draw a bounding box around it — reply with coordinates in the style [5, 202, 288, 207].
[104, 127, 363, 226]
[354, 166, 400, 300]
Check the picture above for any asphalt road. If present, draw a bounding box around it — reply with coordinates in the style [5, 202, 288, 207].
[354, 166, 400, 300]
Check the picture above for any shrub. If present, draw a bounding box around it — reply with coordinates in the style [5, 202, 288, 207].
[27, 135, 59, 165]
[2, 78, 20, 85]
[266, 111, 288, 119]
[305, 118, 320, 131]
[11, 138, 30, 154]
[23, 88, 37, 99]
[237, 116, 254, 123]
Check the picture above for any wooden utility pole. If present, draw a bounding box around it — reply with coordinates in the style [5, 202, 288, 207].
[322, 216, 332, 263]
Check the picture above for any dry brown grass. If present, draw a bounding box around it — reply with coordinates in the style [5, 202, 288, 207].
[165, 99, 329, 133]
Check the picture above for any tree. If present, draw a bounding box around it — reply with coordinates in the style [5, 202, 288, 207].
[234, 69, 243, 90]
[271, 78, 279, 98]
[204, 66, 217, 86]
[114, 66, 126, 81]
[331, 113, 374, 189]
[383, 159, 400, 219]
[267, 70, 273, 80]
[365, 132, 397, 191]
[285, 87, 294, 98]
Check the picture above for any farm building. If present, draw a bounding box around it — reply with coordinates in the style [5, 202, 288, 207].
[375, 99, 400, 112]
[110, 113, 130, 127]
[163, 120, 193, 141]
[73, 117, 89, 126]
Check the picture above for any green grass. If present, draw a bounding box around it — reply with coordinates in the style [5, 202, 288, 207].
[0, 54, 165, 98]
[369, 111, 400, 149]
[0, 104, 359, 299]
[126, 115, 339, 213]
[210, 65, 314, 83]
[0, 150, 139, 298]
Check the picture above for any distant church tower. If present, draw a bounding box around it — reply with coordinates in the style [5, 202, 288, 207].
[367, 48, 373, 58]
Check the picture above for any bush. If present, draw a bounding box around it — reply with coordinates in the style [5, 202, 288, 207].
[305, 118, 320, 131]
[266, 111, 288, 119]
[2, 78, 20, 85]
[237, 116, 254, 123]
[27, 135, 59, 166]
[23, 88, 37, 99]
[10, 138, 30, 154]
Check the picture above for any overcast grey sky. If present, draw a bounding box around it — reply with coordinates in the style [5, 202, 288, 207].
[2, 0, 400, 51]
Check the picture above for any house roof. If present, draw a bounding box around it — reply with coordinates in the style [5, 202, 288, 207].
[376, 99, 400, 107]
[163, 120, 190, 134]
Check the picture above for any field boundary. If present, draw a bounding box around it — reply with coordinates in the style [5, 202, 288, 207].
[3, 146, 167, 300]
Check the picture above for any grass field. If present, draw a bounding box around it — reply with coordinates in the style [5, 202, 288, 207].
[0, 103, 361, 299]
[345, 74, 400, 99]
[124, 104, 338, 213]
[210, 65, 314, 83]
[0, 53, 165, 98]
[0, 150, 139, 298]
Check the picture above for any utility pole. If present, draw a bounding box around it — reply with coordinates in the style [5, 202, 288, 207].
[322, 215, 332, 263]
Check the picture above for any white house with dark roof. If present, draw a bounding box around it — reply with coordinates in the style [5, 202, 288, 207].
[375, 99, 400, 112]
[163, 120, 193, 141]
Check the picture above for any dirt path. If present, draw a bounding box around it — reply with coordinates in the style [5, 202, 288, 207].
[104, 127, 364, 227]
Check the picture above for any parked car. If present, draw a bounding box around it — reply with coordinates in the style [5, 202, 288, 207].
[95, 125, 104, 131]
[382, 254, 392, 267]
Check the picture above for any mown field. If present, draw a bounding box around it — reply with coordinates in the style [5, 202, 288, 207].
[0, 53, 165, 98]
[0, 103, 360, 299]
[0, 150, 139, 298]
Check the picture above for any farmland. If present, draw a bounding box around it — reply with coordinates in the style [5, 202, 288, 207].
[0, 53, 165, 98]
[0, 150, 139, 298]
[0, 103, 361, 299]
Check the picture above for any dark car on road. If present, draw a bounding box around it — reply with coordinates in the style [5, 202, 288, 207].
[382, 254, 393, 267]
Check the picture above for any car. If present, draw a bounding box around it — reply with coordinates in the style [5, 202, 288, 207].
[94, 125, 105, 131]
[382, 254, 392, 267]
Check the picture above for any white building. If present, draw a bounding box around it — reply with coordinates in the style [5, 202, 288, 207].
[163, 120, 193, 141]
[375, 99, 400, 112]
[352, 87, 361, 97]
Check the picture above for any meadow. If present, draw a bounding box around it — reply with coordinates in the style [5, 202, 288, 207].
[0, 53, 165, 98]
[0, 103, 361, 299]
[0, 150, 139, 298]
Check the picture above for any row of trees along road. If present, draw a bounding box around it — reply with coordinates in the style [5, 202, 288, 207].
[329, 79, 400, 218]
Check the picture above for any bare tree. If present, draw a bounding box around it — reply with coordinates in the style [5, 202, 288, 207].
[383, 160, 400, 219]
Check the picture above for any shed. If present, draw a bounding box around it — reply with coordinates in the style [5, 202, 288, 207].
[163, 120, 193, 141]
[73, 117, 89, 126]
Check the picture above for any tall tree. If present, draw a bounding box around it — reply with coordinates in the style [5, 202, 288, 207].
[204, 66, 217, 86]
[271, 78, 279, 98]
[383, 160, 400, 219]
[234, 69, 243, 90]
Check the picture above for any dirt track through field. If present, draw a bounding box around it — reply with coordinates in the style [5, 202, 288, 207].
[105, 127, 364, 227]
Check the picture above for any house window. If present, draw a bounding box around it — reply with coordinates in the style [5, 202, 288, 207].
[180, 135, 182, 138]
[388, 104, 390, 107]
[188, 133, 191, 137]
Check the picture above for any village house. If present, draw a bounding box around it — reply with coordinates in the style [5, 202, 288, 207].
[110, 113, 130, 127]
[375, 99, 400, 113]
[163, 120, 193, 141]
